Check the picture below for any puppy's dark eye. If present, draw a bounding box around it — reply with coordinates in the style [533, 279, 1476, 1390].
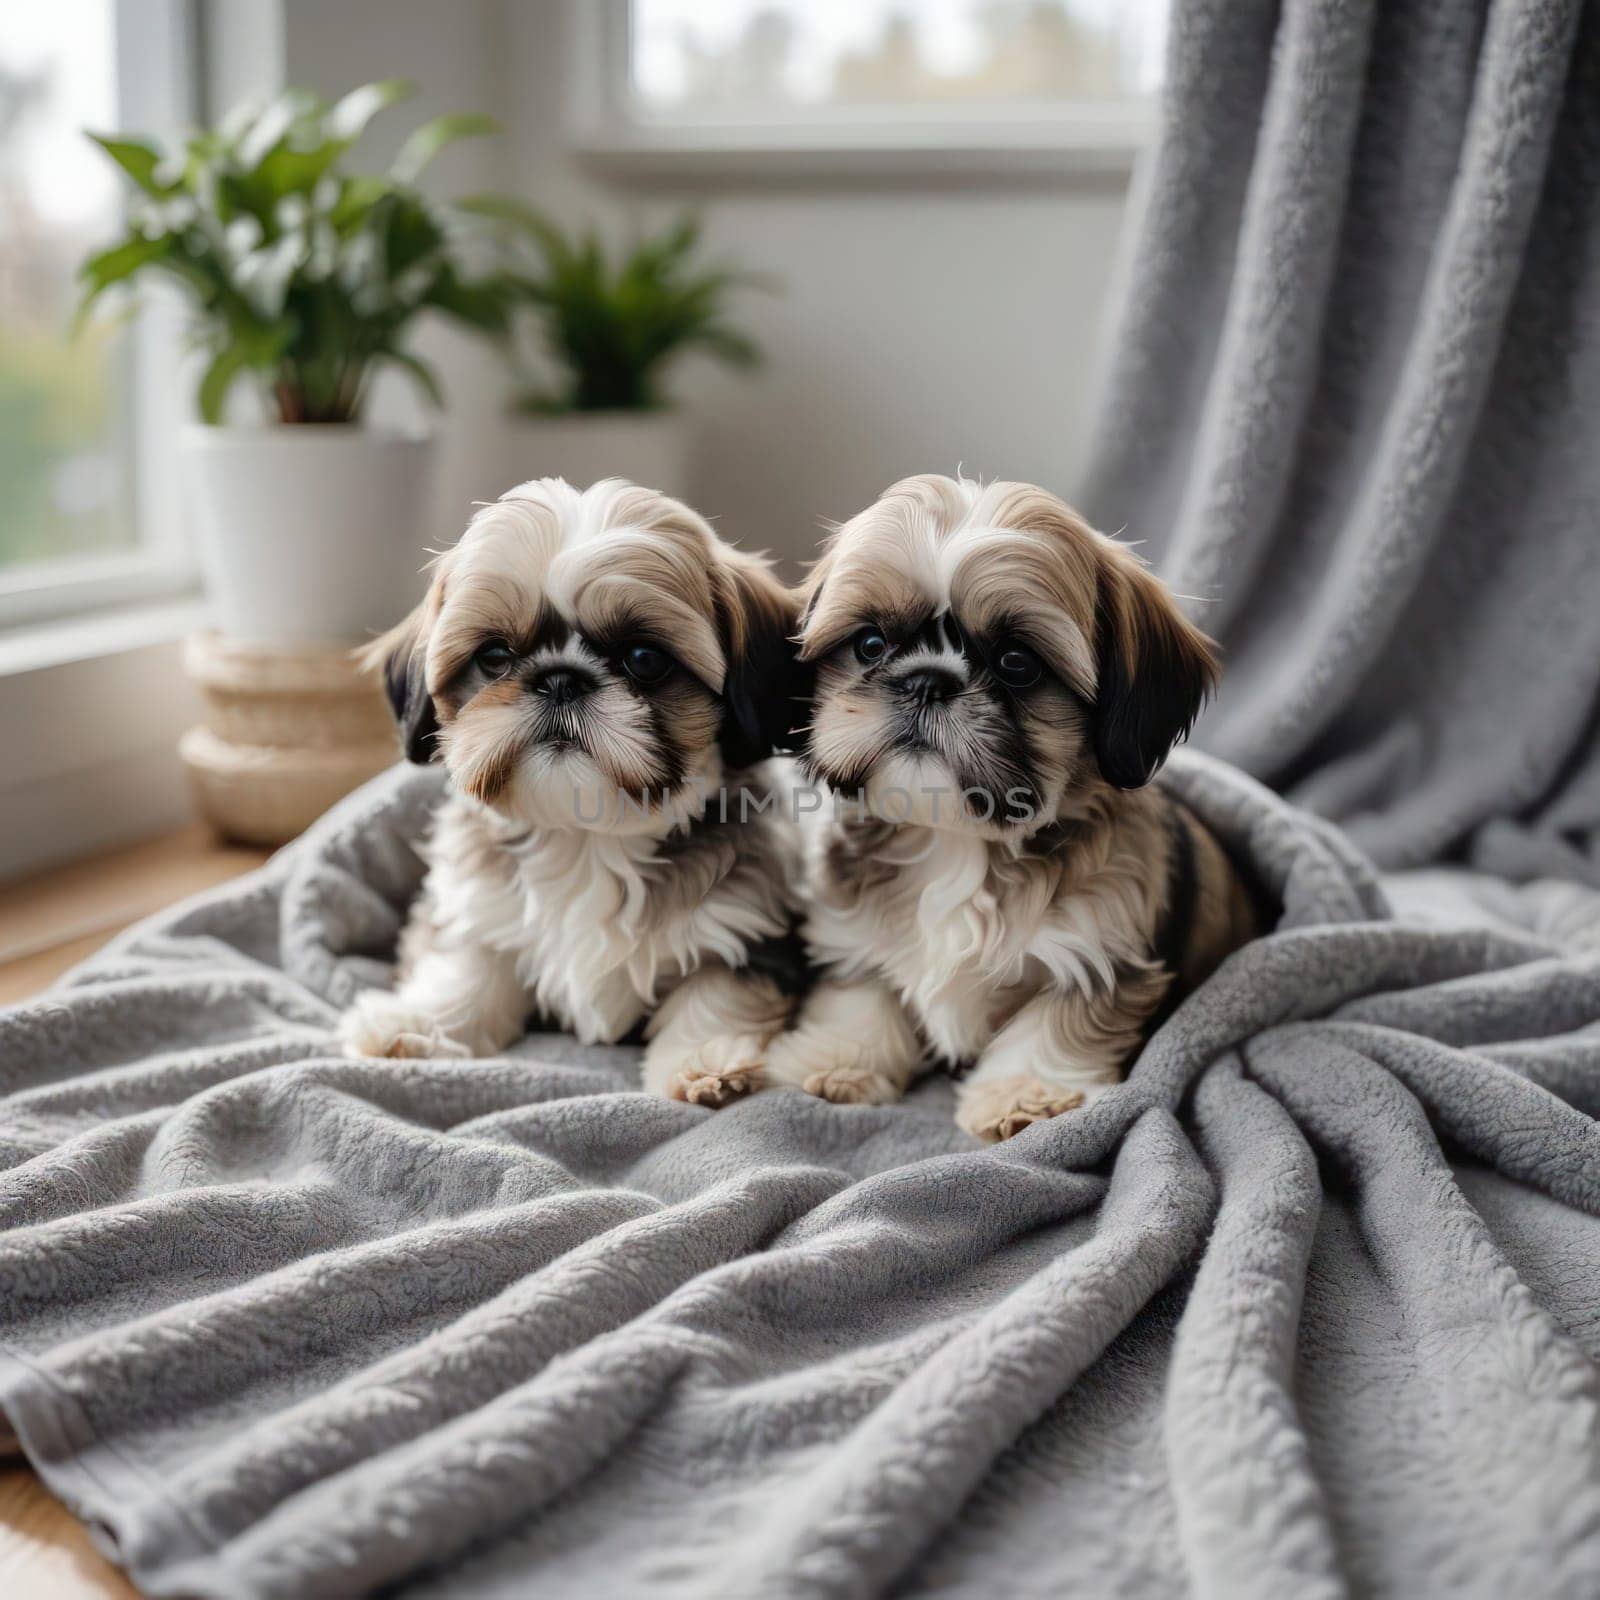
[621, 643, 673, 685]
[853, 626, 889, 666]
[474, 639, 516, 675]
[995, 643, 1043, 689]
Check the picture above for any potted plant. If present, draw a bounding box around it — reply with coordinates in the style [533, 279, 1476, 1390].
[79, 80, 511, 642]
[466, 204, 768, 498]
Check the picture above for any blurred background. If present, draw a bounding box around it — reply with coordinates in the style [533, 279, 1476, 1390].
[0, 0, 1167, 879]
[2, 0, 1164, 572]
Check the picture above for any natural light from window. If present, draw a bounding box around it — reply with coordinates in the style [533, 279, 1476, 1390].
[630, 0, 1168, 117]
[0, 2, 131, 577]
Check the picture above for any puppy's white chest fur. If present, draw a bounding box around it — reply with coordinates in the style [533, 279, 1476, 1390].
[803, 816, 1158, 1063]
[423, 794, 791, 1044]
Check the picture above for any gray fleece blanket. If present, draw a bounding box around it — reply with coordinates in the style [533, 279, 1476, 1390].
[8, 2, 1600, 1595]
[4, 752, 1600, 1600]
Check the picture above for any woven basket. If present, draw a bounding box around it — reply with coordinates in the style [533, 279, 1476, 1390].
[185, 633, 393, 749]
[182, 632, 399, 845]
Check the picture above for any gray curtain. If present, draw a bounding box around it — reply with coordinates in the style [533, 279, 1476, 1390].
[1082, 0, 1600, 885]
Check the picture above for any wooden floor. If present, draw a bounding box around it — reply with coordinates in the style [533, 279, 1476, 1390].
[0, 826, 271, 1599]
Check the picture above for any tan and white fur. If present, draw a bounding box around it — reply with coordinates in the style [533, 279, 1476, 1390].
[338, 477, 809, 1106]
[772, 474, 1258, 1141]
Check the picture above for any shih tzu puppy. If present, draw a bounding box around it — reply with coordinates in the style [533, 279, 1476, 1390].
[770, 474, 1259, 1142]
[338, 477, 809, 1106]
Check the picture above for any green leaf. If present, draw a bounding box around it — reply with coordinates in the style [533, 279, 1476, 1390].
[510, 389, 572, 416]
[329, 175, 394, 232]
[694, 325, 762, 368]
[454, 193, 550, 228]
[235, 88, 322, 171]
[391, 114, 498, 183]
[75, 233, 172, 322]
[423, 268, 512, 333]
[328, 78, 416, 141]
[196, 343, 253, 424]
[455, 194, 575, 269]
[253, 140, 347, 201]
[375, 195, 446, 279]
[382, 347, 446, 409]
[86, 134, 175, 196]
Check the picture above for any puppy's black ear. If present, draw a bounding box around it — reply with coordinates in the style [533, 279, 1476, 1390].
[361, 605, 440, 765]
[1092, 543, 1218, 789]
[712, 548, 813, 770]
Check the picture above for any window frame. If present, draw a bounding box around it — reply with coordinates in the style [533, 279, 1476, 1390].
[568, 0, 1159, 182]
[0, 0, 199, 632]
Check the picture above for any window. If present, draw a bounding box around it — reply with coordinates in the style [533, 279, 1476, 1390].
[573, 0, 1167, 173]
[633, 1, 1165, 115]
[0, 0, 193, 629]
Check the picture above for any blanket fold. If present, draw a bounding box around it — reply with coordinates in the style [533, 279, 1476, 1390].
[3, 753, 1598, 1599]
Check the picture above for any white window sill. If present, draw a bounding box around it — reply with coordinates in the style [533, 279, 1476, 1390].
[571, 116, 1154, 187]
[0, 549, 200, 633]
[0, 597, 209, 679]
[578, 142, 1145, 188]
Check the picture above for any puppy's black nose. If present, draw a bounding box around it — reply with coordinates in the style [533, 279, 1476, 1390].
[899, 667, 961, 705]
[535, 669, 587, 706]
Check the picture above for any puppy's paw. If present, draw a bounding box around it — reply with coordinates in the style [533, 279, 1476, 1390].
[765, 1034, 907, 1106]
[643, 1033, 767, 1108]
[956, 1074, 1093, 1143]
[338, 993, 472, 1061]
[801, 1066, 906, 1105]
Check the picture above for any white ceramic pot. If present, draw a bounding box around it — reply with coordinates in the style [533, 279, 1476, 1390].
[499, 410, 690, 502]
[182, 425, 436, 643]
